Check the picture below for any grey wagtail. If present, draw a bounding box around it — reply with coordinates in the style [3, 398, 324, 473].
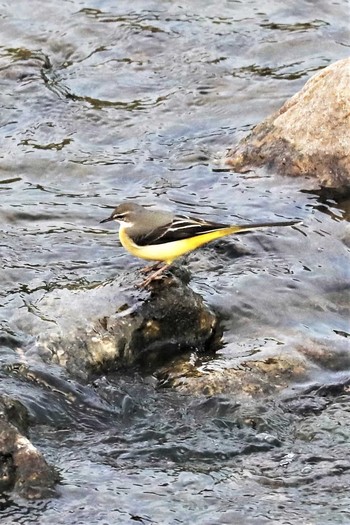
[100, 202, 300, 286]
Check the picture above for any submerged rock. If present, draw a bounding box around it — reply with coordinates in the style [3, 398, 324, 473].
[226, 58, 350, 191]
[37, 270, 221, 379]
[0, 396, 58, 499]
[156, 349, 309, 396]
[155, 334, 350, 398]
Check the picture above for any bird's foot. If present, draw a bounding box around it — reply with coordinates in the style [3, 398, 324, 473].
[139, 262, 163, 274]
[139, 263, 171, 288]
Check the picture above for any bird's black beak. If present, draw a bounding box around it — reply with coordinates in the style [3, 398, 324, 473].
[100, 216, 113, 224]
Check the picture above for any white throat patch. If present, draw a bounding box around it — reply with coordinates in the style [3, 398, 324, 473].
[116, 219, 134, 228]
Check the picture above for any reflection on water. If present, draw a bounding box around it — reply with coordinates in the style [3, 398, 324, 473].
[0, 0, 349, 523]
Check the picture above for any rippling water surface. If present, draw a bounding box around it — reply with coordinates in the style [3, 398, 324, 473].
[1, 0, 350, 523]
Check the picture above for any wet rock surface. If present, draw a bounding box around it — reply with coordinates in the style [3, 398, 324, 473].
[36, 270, 221, 380]
[0, 396, 58, 499]
[226, 58, 350, 192]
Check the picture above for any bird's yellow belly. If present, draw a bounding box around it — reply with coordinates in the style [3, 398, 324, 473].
[119, 226, 236, 264]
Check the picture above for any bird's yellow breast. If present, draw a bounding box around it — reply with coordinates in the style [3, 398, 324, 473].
[119, 225, 241, 264]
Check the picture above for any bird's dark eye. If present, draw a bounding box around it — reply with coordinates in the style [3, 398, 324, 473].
[113, 212, 128, 220]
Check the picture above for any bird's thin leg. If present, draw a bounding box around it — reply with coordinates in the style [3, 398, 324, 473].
[140, 263, 171, 288]
[139, 261, 163, 274]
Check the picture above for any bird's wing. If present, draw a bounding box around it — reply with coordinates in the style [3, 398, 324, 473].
[132, 215, 229, 246]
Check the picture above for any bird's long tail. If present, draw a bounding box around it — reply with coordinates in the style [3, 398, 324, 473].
[180, 219, 302, 257]
[228, 219, 302, 234]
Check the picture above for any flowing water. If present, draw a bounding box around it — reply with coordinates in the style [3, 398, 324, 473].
[1, 0, 350, 523]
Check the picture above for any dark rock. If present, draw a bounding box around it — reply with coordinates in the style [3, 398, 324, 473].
[0, 396, 58, 499]
[39, 272, 221, 379]
[226, 58, 350, 192]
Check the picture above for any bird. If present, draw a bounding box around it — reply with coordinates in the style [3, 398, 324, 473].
[100, 202, 300, 287]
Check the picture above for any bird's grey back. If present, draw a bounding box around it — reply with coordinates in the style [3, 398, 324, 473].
[127, 205, 174, 244]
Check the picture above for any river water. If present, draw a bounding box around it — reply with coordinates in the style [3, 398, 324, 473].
[1, 1, 350, 524]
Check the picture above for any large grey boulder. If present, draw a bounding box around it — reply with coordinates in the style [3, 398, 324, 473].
[226, 58, 350, 191]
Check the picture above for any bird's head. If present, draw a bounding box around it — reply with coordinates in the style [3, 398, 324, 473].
[100, 202, 143, 227]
